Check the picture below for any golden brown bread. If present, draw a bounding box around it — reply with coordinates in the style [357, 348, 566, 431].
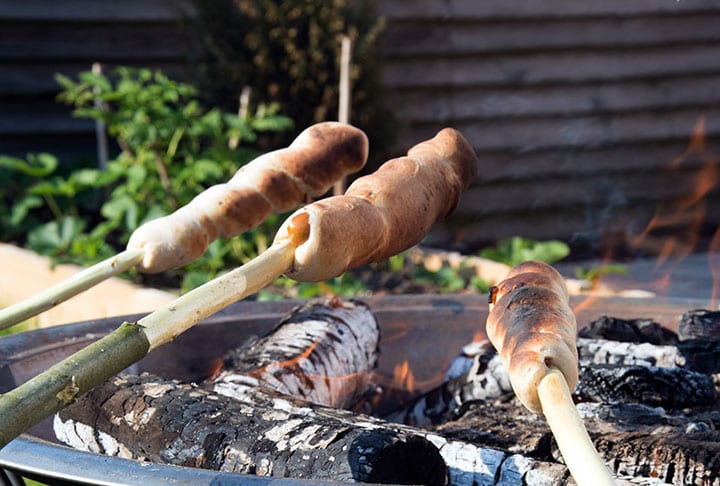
[486, 260, 578, 414]
[273, 127, 478, 282]
[127, 122, 369, 273]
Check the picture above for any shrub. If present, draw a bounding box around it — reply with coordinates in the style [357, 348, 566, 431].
[187, 0, 395, 166]
[1, 67, 293, 291]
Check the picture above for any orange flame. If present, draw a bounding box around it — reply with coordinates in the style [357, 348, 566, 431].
[392, 360, 416, 392]
[626, 115, 719, 296]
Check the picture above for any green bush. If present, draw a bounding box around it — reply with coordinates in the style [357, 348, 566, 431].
[187, 0, 395, 166]
[479, 236, 570, 267]
[1, 67, 293, 291]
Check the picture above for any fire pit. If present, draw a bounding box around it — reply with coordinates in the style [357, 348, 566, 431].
[0, 293, 711, 484]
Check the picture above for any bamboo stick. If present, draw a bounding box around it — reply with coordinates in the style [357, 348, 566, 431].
[0, 249, 144, 331]
[0, 240, 295, 449]
[538, 366, 615, 486]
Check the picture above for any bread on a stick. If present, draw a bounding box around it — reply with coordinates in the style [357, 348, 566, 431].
[273, 127, 478, 282]
[485, 261, 578, 414]
[127, 122, 369, 273]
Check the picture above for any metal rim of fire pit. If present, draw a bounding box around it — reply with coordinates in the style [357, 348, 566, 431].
[0, 293, 712, 485]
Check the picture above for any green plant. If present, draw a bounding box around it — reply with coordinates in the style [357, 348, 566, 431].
[479, 236, 570, 267]
[257, 272, 371, 301]
[2, 67, 293, 290]
[574, 264, 629, 286]
[188, 0, 395, 165]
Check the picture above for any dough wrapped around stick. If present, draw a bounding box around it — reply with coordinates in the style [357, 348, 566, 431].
[128, 121, 369, 273]
[485, 261, 614, 485]
[274, 127, 479, 282]
[486, 261, 578, 414]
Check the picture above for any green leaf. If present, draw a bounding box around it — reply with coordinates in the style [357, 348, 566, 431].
[27, 216, 86, 255]
[251, 115, 294, 132]
[10, 195, 43, 225]
[0, 153, 57, 177]
[479, 237, 570, 266]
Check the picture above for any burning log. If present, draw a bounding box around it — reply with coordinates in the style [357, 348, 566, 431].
[54, 298, 447, 483]
[213, 298, 380, 409]
[54, 374, 449, 485]
[384, 344, 512, 427]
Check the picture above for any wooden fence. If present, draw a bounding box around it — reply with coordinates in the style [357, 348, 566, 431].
[2, 0, 720, 251]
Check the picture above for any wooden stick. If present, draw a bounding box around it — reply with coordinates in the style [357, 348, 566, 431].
[0, 240, 295, 449]
[537, 366, 615, 486]
[0, 249, 144, 331]
[333, 35, 352, 196]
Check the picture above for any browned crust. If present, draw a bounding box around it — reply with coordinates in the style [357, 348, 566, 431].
[486, 261, 578, 414]
[128, 122, 368, 273]
[276, 128, 479, 281]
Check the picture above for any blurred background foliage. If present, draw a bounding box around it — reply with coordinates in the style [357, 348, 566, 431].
[186, 0, 396, 168]
[0, 67, 293, 292]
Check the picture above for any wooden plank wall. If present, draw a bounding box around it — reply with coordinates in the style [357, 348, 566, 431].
[2, 0, 720, 253]
[377, 0, 720, 252]
[0, 0, 193, 162]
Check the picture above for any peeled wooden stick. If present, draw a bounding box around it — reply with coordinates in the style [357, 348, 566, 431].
[486, 261, 614, 486]
[0, 127, 478, 449]
[0, 122, 368, 330]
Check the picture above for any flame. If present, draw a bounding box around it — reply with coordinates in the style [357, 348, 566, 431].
[392, 360, 416, 392]
[624, 115, 719, 296]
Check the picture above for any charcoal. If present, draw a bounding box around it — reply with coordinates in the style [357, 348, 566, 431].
[574, 365, 716, 408]
[579, 316, 677, 345]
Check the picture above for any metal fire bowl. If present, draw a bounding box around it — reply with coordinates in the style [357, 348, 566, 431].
[0, 294, 710, 485]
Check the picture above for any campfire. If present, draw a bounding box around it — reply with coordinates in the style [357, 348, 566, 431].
[2, 117, 720, 485]
[1, 293, 717, 485]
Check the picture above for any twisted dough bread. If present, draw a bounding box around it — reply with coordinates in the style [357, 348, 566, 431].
[485, 261, 578, 414]
[127, 122, 368, 273]
[273, 127, 478, 281]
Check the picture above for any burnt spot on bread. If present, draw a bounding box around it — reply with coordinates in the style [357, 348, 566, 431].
[488, 286, 499, 304]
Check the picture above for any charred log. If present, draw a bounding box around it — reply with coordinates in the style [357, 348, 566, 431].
[214, 298, 379, 409]
[383, 343, 513, 427]
[579, 316, 677, 345]
[55, 374, 449, 484]
[578, 401, 720, 434]
[676, 309, 720, 374]
[594, 431, 720, 485]
[677, 339, 720, 374]
[574, 365, 716, 407]
[678, 309, 720, 341]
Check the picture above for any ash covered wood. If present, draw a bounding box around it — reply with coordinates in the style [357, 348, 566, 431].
[53, 298, 446, 484]
[54, 373, 448, 484]
[214, 298, 379, 409]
